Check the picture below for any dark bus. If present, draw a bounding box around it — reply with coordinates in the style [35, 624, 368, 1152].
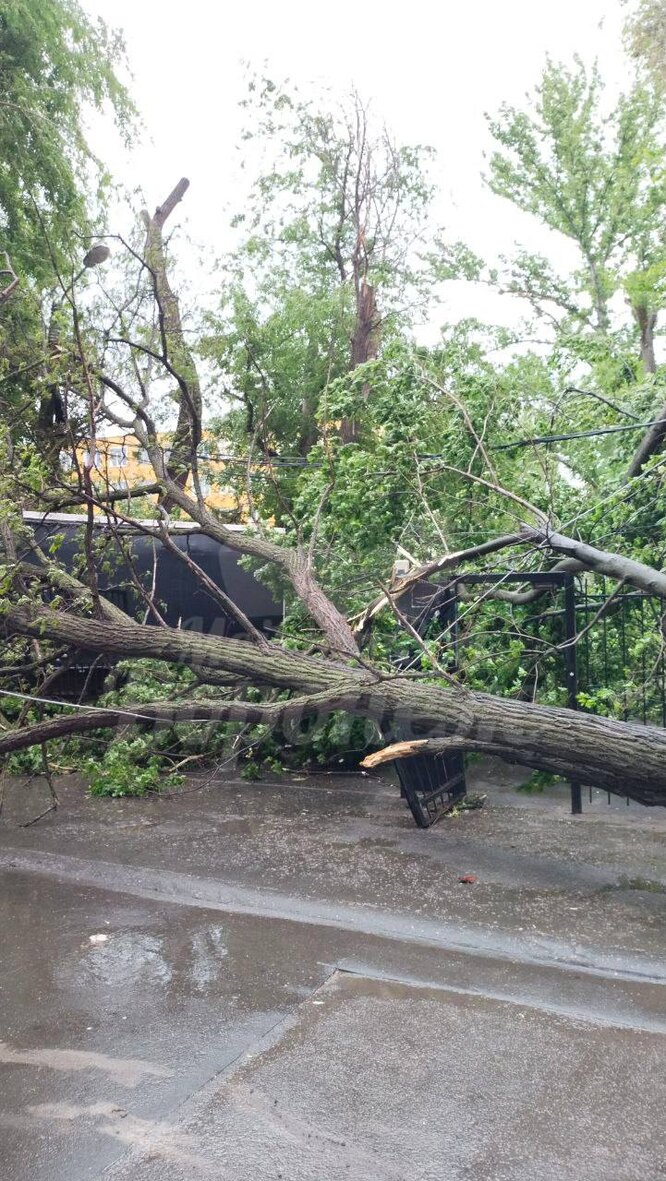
[22, 511, 284, 661]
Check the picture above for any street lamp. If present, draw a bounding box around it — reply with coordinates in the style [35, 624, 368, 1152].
[47, 245, 112, 426]
[72, 243, 111, 289]
[82, 244, 111, 270]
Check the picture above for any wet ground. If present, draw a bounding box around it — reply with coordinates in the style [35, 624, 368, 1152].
[0, 760, 665, 1179]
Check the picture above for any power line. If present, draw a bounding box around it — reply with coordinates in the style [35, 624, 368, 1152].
[490, 419, 666, 452]
[0, 687, 165, 722]
[68, 417, 666, 482]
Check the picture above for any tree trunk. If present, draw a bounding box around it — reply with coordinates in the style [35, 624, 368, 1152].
[633, 301, 658, 375]
[141, 179, 202, 507]
[588, 260, 609, 333]
[626, 393, 666, 479]
[341, 279, 381, 444]
[624, 302, 666, 478]
[5, 603, 666, 806]
[350, 279, 380, 370]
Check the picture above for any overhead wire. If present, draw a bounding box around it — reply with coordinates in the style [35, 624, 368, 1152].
[84, 410, 666, 476]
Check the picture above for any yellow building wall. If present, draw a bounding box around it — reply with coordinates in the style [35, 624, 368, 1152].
[74, 434, 242, 516]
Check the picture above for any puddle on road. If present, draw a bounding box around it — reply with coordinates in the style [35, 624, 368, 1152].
[79, 933, 173, 988]
[189, 926, 229, 990]
[57, 924, 231, 995]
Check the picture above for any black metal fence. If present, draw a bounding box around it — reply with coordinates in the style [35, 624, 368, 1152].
[576, 578, 666, 729]
[393, 568, 666, 826]
[392, 571, 581, 826]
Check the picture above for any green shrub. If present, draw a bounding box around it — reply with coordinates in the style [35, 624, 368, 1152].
[84, 738, 184, 798]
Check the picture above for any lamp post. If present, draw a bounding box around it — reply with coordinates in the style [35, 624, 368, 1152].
[47, 245, 111, 430]
[49, 244, 111, 345]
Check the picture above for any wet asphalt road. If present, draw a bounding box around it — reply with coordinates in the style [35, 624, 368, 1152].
[0, 761, 665, 1179]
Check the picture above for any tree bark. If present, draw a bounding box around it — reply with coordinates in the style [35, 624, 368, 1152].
[626, 395, 666, 479]
[0, 690, 360, 756]
[633, 301, 658, 375]
[5, 602, 666, 806]
[350, 279, 380, 369]
[341, 279, 381, 443]
[522, 524, 666, 598]
[141, 179, 202, 506]
[360, 735, 660, 804]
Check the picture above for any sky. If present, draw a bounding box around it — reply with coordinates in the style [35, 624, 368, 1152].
[88, 0, 633, 333]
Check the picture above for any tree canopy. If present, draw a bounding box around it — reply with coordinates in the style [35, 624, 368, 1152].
[625, 0, 666, 86]
[0, 0, 134, 281]
[0, 0, 135, 481]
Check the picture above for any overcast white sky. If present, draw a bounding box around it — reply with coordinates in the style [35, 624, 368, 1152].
[88, 0, 633, 332]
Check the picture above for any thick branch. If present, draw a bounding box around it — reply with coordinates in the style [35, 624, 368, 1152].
[0, 690, 360, 757]
[141, 178, 202, 500]
[0, 252, 19, 305]
[152, 178, 190, 229]
[44, 482, 164, 509]
[351, 533, 526, 633]
[151, 476, 360, 656]
[626, 398, 666, 478]
[3, 604, 360, 693]
[524, 524, 666, 599]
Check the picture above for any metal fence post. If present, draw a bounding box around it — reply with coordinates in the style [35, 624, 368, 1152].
[563, 574, 582, 814]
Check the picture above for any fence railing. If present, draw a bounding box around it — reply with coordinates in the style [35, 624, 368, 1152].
[397, 568, 666, 824]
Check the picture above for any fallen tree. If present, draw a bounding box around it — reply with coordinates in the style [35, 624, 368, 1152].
[4, 597, 666, 805]
[3, 181, 666, 811]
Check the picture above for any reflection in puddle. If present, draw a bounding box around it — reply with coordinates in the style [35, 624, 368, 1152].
[62, 925, 230, 994]
[189, 925, 228, 991]
[81, 932, 173, 987]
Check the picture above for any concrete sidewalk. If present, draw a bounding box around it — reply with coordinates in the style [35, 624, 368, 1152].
[0, 762, 665, 1179]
